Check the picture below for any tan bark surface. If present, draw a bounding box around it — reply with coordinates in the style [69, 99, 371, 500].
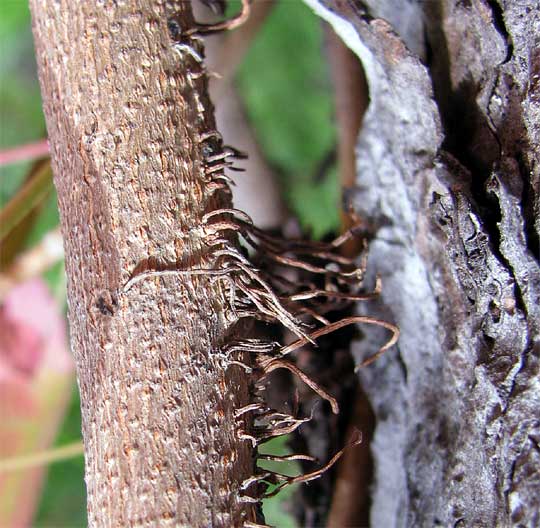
[30, 1, 256, 526]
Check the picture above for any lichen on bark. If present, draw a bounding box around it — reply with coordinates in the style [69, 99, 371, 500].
[303, 0, 540, 526]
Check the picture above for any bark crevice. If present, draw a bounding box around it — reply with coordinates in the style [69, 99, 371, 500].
[303, 0, 540, 525]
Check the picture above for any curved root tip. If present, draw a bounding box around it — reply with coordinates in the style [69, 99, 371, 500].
[263, 429, 362, 499]
[258, 453, 316, 463]
[189, 0, 251, 36]
[279, 316, 399, 364]
[261, 358, 339, 414]
[354, 320, 400, 371]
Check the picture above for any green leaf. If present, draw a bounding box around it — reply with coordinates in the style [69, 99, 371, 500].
[237, 1, 339, 238]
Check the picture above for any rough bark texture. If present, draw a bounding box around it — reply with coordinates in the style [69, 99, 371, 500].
[30, 2, 257, 526]
[304, 0, 539, 526]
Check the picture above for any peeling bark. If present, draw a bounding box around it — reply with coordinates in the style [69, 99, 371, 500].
[303, 0, 539, 526]
[30, 2, 258, 526]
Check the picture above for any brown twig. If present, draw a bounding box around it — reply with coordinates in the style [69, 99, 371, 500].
[189, 0, 251, 36]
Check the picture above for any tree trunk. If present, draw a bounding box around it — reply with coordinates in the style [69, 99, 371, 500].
[30, 1, 258, 526]
[304, 0, 539, 526]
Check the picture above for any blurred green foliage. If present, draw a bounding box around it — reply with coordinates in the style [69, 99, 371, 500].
[0, 1, 338, 526]
[0, 1, 45, 204]
[238, 0, 340, 238]
[259, 436, 302, 528]
[0, 0, 59, 263]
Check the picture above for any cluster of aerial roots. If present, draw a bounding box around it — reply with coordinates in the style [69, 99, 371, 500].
[123, 130, 399, 525]
[196, 135, 398, 522]
[199, 208, 398, 514]
[137, 6, 398, 524]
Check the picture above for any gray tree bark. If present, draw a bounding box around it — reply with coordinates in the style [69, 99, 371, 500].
[30, 1, 258, 526]
[304, 0, 539, 526]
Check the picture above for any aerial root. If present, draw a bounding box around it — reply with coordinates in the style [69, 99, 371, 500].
[262, 429, 362, 499]
[252, 414, 313, 442]
[258, 453, 316, 463]
[238, 495, 260, 504]
[234, 403, 265, 418]
[236, 406, 318, 447]
[240, 430, 362, 501]
[244, 522, 272, 528]
[226, 360, 253, 373]
[257, 356, 339, 414]
[238, 430, 258, 448]
[122, 266, 238, 293]
[277, 315, 400, 368]
[189, 0, 251, 36]
[120, 169, 398, 519]
[224, 339, 281, 356]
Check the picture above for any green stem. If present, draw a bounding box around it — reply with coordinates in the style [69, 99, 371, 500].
[0, 441, 83, 473]
[0, 161, 52, 242]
